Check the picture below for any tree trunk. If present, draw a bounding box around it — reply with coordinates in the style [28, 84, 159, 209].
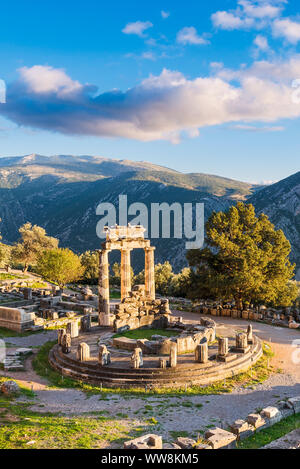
[23, 263, 28, 273]
[235, 296, 243, 310]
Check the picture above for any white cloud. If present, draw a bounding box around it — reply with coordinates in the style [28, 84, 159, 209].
[230, 123, 284, 131]
[122, 21, 153, 37]
[177, 27, 210, 45]
[19, 65, 82, 95]
[238, 0, 282, 19]
[272, 18, 300, 44]
[212, 11, 252, 30]
[1, 59, 300, 143]
[254, 34, 269, 50]
[161, 10, 170, 19]
[212, 0, 285, 30]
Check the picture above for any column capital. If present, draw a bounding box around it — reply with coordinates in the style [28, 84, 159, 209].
[144, 246, 155, 251]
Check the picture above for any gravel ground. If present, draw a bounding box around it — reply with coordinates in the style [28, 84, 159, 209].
[3, 330, 57, 347]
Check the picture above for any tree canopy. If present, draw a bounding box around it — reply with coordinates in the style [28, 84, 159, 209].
[36, 248, 84, 288]
[12, 223, 58, 272]
[187, 202, 297, 308]
[80, 250, 98, 283]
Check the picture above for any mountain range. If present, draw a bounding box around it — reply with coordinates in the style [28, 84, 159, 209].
[0, 154, 298, 279]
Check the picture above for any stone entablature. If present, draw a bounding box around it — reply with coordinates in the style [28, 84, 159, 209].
[0, 307, 35, 332]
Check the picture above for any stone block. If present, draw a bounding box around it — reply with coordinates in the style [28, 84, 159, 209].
[204, 428, 237, 449]
[175, 437, 197, 449]
[287, 396, 300, 413]
[124, 434, 162, 449]
[229, 419, 254, 440]
[247, 413, 266, 429]
[195, 443, 212, 449]
[261, 406, 281, 419]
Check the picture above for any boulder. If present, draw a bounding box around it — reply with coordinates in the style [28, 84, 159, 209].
[1, 380, 20, 396]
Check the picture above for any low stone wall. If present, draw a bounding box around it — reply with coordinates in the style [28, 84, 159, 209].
[113, 318, 216, 355]
[124, 396, 300, 449]
[193, 304, 300, 329]
[0, 306, 35, 332]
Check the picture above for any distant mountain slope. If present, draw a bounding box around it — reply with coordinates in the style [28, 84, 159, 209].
[249, 171, 300, 280]
[0, 154, 259, 272]
[3, 154, 299, 277]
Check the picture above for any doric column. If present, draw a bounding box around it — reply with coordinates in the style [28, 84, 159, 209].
[98, 249, 110, 324]
[145, 246, 155, 300]
[121, 248, 132, 300]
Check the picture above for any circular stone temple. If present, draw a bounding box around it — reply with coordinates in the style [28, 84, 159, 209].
[49, 225, 263, 389]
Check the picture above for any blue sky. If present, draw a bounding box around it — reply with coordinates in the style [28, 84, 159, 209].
[0, 0, 300, 183]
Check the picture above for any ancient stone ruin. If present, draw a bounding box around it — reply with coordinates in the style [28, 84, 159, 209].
[49, 226, 263, 390]
[98, 224, 170, 331]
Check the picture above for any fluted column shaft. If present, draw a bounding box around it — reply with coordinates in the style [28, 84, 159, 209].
[145, 246, 155, 300]
[98, 249, 110, 316]
[121, 249, 132, 300]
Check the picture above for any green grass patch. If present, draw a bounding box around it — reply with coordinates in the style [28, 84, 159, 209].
[0, 273, 29, 280]
[114, 328, 179, 340]
[0, 398, 146, 449]
[110, 290, 121, 299]
[238, 413, 300, 449]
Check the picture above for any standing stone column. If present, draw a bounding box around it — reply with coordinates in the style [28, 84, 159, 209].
[80, 314, 91, 332]
[62, 333, 71, 354]
[218, 337, 228, 357]
[247, 324, 253, 344]
[98, 249, 110, 326]
[77, 343, 90, 361]
[195, 342, 208, 363]
[67, 321, 79, 338]
[121, 248, 132, 300]
[144, 246, 155, 300]
[236, 332, 248, 350]
[169, 342, 177, 368]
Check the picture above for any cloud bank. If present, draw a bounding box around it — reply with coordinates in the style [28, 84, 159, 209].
[1, 59, 300, 143]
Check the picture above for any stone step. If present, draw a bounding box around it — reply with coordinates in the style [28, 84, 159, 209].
[48, 338, 263, 388]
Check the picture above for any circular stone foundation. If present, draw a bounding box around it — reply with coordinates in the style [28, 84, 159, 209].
[49, 321, 263, 389]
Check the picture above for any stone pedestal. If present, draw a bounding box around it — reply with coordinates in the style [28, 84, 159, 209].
[62, 333, 71, 354]
[57, 328, 66, 345]
[98, 249, 110, 325]
[80, 314, 91, 332]
[145, 247, 155, 300]
[233, 332, 250, 353]
[169, 343, 177, 368]
[77, 342, 90, 361]
[218, 337, 228, 358]
[67, 321, 79, 338]
[247, 324, 253, 344]
[195, 342, 208, 363]
[98, 344, 111, 366]
[159, 358, 167, 368]
[131, 347, 143, 369]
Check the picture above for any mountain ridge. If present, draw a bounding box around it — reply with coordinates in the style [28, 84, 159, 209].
[0, 154, 298, 278]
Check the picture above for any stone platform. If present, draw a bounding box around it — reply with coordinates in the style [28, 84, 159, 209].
[49, 325, 263, 389]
